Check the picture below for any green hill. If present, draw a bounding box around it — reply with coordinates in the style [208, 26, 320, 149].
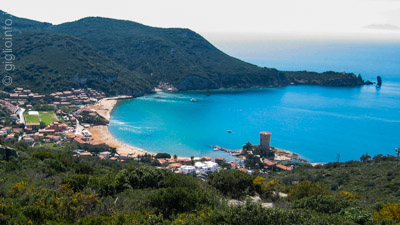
[0, 10, 367, 95]
[48, 17, 290, 90]
[0, 10, 51, 33]
[0, 32, 152, 95]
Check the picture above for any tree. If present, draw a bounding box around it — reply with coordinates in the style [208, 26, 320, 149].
[150, 187, 212, 218]
[288, 180, 329, 201]
[155, 153, 171, 159]
[208, 170, 254, 199]
[39, 121, 46, 129]
[360, 153, 371, 162]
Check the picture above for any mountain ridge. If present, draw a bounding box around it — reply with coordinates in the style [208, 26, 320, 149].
[0, 10, 367, 96]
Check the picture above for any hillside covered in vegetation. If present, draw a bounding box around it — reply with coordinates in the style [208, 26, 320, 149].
[0, 10, 367, 96]
[0, 140, 399, 224]
[1, 32, 152, 96]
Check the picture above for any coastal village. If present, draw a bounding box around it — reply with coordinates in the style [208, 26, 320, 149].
[0, 87, 305, 177]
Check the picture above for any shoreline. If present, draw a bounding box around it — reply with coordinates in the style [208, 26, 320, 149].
[88, 96, 155, 157]
[87, 94, 310, 163]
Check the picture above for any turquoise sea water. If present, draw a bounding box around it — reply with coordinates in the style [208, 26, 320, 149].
[109, 41, 400, 163]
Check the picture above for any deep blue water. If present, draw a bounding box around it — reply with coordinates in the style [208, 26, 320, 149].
[109, 41, 400, 163]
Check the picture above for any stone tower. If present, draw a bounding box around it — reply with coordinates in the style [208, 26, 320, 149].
[259, 131, 271, 151]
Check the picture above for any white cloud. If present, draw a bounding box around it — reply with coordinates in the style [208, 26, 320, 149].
[365, 24, 400, 30]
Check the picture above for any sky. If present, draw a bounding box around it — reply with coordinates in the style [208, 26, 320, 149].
[2, 0, 400, 40]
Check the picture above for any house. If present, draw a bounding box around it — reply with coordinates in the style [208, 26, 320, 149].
[10, 114, 18, 120]
[180, 165, 196, 174]
[166, 163, 182, 169]
[47, 135, 61, 142]
[79, 152, 92, 157]
[98, 151, 111, 159]
[215, 157, 225, 164]
[238, 168, 248, 173]
[39, 129, 55, 134]
[157, 159, 167, 164]
[194, 161, 219, 174]
[238, 168, 254, 174]
[265, 161, 277, 166]
[1, 127, 12, 133]
[276, 164, 293, 171]
[33, 133, 44, 140]
[47, 122, 68, 132]
[177, 158, 192, 164]
[201, 156, 212, 161]
[74, 137, 86, 147]
[12, 128, 23, 134]
[65, 132, 76, 140]
[227, 161, 239, 169]
[23, 137, 34, 144]
[5, 134, 15, 140]
[26, 123, 40, 130]
[82, 130, 92, 137]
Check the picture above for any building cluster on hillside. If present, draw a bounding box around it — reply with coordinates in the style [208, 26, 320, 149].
[6, 88, 45, 106]
[49, 88, 105, 106]
[1, 87, 105, 109]
[0, 100, 19, 114]
[0, 87, 108, 148]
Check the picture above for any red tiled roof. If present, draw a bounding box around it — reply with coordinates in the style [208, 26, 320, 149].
[228, 162, 239, 167]
[276, 164, 293, 171]
[167, 163, 182, 168]
[265, 161, 277, 166]
[80, 152, 92, 156]
[201, 156, 212, 161]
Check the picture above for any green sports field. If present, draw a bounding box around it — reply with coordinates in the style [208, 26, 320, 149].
[24, 111, 58, 125]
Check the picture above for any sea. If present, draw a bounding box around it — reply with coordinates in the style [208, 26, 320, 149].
[109, 39, 400, 163]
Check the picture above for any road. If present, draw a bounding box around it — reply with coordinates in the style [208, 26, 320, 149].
[75, 119, 83, 135]
[17, 108, 25, 124]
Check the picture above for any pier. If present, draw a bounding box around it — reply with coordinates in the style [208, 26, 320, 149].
[211, 145, 242, 156]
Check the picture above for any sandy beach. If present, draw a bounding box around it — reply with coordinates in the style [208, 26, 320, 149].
[89, 96, 132, 121]
[88, 96, 155, 157]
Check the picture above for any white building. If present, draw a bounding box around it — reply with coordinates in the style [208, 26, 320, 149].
[194, 161, 219, 174]
[180, 165, 196, 174]
[82, 130, 92, 137]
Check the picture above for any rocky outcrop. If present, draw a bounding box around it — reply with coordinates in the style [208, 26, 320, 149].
[285, 71, 370, 87]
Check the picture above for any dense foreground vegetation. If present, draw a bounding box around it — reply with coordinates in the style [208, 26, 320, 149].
[0, 141, 399, 224]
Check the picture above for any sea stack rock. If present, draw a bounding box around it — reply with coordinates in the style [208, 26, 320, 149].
[377, 76, 382, 87]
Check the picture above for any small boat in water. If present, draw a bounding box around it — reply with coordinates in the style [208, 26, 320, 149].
[227, 130, 232, 133]
[213, 147, 219, 151]
[190, 98, 197, 102]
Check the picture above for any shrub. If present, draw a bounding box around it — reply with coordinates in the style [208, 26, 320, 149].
[288, 180, 329, 201]
[292, 195, 351, 214]
[374, 202, 400, 223]
[208, 170, 254, 199]
[150, 187, 212, 218]
[32, 151, 55, 160]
